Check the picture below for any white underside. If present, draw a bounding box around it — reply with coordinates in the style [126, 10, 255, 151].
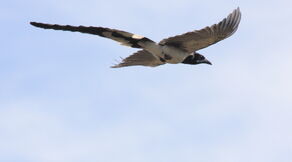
[139, 42, 190, 64]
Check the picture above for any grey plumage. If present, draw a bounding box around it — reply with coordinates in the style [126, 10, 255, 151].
[111, 50, 164, 68]
[159, 7, 241, 53]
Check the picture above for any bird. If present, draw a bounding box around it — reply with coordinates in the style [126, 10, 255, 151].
[30, 7, 241, 68]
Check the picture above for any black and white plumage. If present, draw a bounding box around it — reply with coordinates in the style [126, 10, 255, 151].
[30, 8, 241, 68]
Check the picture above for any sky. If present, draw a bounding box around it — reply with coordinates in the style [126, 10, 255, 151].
[1, 0, 292, 162]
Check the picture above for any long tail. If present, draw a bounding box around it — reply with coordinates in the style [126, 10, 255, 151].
[30, 22, 154, 48]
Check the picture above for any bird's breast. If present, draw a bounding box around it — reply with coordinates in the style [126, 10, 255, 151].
[139, 42, 189, 64]
[161, 46, 189, 64]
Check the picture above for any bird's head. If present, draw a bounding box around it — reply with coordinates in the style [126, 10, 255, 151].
[182, 52, 212, 65]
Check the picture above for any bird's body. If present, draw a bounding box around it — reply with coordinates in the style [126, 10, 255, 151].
[30, 8, 241, 68]
[135, 42, 189, 64]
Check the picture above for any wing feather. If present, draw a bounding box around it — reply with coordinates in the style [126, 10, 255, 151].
[111, 50, 164, 68]
[159, 8, 241, 53]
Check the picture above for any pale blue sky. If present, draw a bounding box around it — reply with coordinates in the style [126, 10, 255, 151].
[1, 0, 292, 162]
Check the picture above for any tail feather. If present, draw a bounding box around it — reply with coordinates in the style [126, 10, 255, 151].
[30, 22, 154, 48]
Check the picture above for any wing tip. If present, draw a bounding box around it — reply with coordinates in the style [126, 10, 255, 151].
[234, 7, 240, 13]
[229, 7, 242, 27]
[231, 7, 241, 18]
[235, 7, 242, 18]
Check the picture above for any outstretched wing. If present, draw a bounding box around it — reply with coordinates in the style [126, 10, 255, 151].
[159, 7, 241, 53]
[30, 22, 154, 48]
[111, 50, 164, 68]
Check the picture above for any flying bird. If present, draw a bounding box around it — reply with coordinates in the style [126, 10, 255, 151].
[30, 8, 241, 68]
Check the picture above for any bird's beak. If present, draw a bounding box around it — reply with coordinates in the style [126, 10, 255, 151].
[202, 59, 212, 65]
